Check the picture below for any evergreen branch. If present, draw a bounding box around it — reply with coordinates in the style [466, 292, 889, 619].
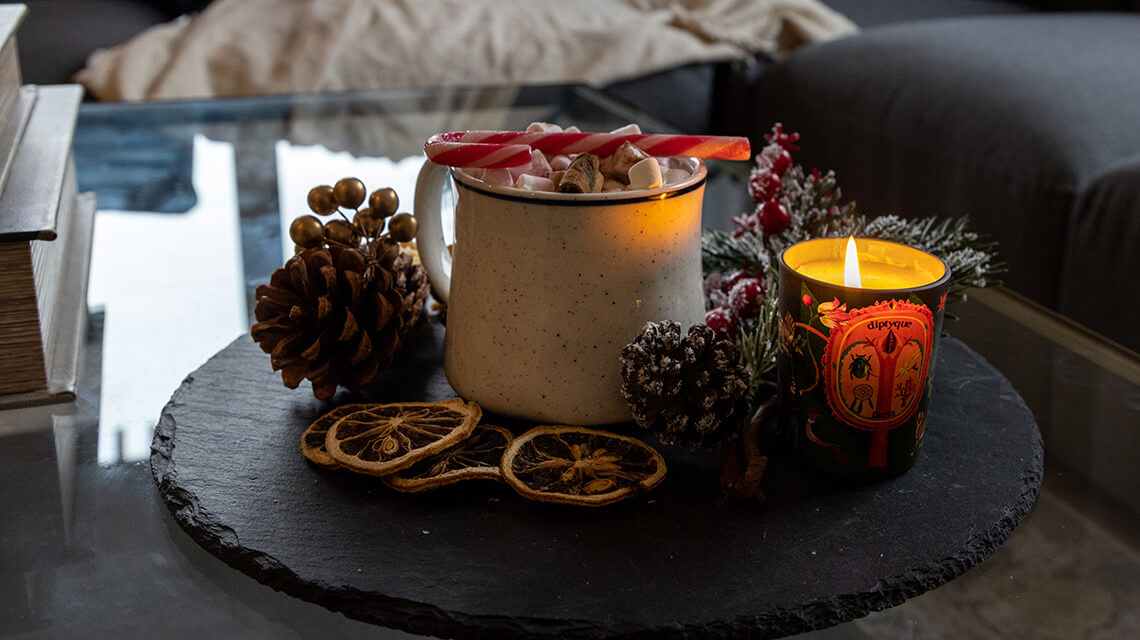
[858, 215, 1006, 304]
[701, 228, 770, 276]
[739, 291, 781, 398]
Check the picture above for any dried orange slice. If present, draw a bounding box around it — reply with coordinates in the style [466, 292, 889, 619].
[299, 403, 370, 469]
[500, 426, 667, 506]
[383, 425, 513, 492]
[325, 398, 481, 477]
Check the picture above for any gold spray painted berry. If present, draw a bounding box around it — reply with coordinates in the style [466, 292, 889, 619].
[325, 219, 359, 245]
[290, 215, 326, 248]
[307, 186, 338, 215]
[334, 178, 367, 209]
[369, 188, 399, 218]
[388, 213, 418, 243]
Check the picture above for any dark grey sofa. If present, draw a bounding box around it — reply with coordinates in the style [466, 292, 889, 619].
[712, 0, 1140, 352]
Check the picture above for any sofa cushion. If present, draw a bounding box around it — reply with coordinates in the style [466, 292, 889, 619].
[1059, 154, 1140, 353]
[748, 14, 1140, 313]
[605, 62, 718, 134]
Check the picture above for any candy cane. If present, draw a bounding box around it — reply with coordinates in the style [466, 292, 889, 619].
[421, 142, 534, 169]
[424, 131, 750, 168]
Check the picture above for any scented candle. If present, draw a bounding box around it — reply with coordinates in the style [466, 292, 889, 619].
[777, 237, 951, 477]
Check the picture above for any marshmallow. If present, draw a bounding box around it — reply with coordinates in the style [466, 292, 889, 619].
[529, 149, 552, 177]
[609, 123, 642, 135]
[628, 157, 663, 190]
[510, 150, 553, 180]
[513, 174, 556, 192]
[664, 168, 690, 185]
[481, 168, 514, 187]
[526, 122, 562, 133]
[602, 178, 626, 192]
[462, 167, 485, 180]
[563, 126, 581, 133]
[549, 154, 571, 171]
[599, 141, 649, 184]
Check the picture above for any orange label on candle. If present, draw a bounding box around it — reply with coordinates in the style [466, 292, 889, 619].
[821, 300, 934, 467]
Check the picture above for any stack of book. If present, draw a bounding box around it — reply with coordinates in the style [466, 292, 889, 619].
[0, 4, 96, 409]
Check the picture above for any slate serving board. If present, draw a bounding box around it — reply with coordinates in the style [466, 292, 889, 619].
[151, 324, 1043, 640]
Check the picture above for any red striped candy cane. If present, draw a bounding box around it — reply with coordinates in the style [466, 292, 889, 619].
[424, 131, 750, 168]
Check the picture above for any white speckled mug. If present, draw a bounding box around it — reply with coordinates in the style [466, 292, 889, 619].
[414, 159, 707, 424]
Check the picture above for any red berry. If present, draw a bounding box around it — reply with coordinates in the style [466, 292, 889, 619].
[802, 294, 813, 306]
[704, 307, 737, 340]
[759, 201, 790, 235]
[771, 149, 793, 175]
[722, 270, 751, 292]
[728, 278, 766, 318]
[748, 170, 781, 203]
[764, 124, 801, 151]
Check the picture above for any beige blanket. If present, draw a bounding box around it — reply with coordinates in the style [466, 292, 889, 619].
[76, 0, 855, 102]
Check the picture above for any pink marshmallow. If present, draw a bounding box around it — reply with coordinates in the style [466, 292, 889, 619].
[664, 168, 691, 185]
[509, 150, 553, 180]
[482, 168, 514, 186]
[525, 122, 562, 133]
[549, 155, 571, 171]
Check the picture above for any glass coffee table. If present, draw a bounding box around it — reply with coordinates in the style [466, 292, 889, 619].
[1, 85, 1136, 639]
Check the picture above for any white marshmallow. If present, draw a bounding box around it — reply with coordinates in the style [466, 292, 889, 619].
[602, 178, 626, 192]
[563, 126, 581, 133]
[628, 157, 663, 190]
[549, 154, 571, 171]
[482, 168, 514, 186]
[513, 174, 556, 192]
[609, 123, 642, 135]
[664, 168, 690, 185]
[461, 167, 485, 180]
[526, 122, 562, 133]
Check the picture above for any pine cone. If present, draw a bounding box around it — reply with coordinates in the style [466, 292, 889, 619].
[250, 246, 405, 400]
[619, 321, 750, 448]
[392, 250, 430, 339]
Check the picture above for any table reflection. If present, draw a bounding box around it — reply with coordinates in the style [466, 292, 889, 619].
[87, 135, 246, 464]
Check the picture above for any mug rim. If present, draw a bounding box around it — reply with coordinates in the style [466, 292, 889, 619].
[449, 158, 708, 206]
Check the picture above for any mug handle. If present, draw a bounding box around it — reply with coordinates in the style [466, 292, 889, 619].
[414, 160, 452, 303]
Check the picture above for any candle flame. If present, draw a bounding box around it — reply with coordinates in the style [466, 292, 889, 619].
[844, 236, 863, 288]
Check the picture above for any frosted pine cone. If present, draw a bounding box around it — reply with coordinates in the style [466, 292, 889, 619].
[619, 321, 751, 448]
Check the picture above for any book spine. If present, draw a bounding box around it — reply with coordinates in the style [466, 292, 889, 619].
[30, 159, 78, 368]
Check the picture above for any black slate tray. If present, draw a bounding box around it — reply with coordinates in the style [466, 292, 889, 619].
[151, 324, 1043, 639]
